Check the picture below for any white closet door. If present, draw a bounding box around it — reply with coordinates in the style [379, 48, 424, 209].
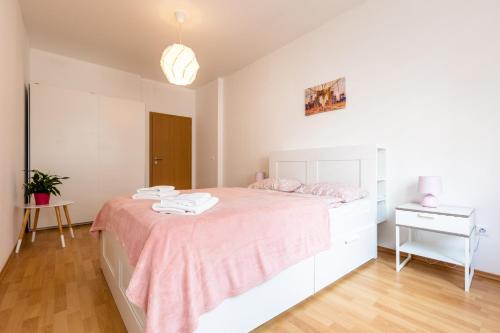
[30, 84, 146, 228]
[30, 84, 100, 228]
[97, 95, 146, 202]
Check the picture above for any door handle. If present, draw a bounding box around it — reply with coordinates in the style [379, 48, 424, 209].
[417, 213, 434, 219]
[344, 234, 360, 245]
[153, 156, 163, 165]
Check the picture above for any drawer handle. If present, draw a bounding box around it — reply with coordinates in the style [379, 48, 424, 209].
[345, 235, 360, 245]
[417, 213, 435, 219]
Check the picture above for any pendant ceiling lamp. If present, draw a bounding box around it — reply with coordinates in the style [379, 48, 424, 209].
[160, 11, 199, 86]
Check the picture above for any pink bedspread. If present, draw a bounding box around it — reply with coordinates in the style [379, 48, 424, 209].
[90, 187, 330, 333]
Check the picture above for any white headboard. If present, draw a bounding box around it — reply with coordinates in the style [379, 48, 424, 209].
[269, 145, 378, 200]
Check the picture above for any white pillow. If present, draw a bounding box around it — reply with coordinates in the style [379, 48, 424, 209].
[296, 182, 368, 202]
[248, 178, 302, 192]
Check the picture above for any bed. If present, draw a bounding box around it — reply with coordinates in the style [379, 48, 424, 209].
[97, 145, 378, 333]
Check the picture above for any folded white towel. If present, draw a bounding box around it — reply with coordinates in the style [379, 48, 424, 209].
[152, 197, 219, 215]
[132, 193, 161, 200]
[137, 185, 175, 193]
[180, 192, 211, 199]
[156, 186, 176, 193]
[136, 189, 158, 194]
[161, 192, 212, 207]
[132, 190, 180, 200]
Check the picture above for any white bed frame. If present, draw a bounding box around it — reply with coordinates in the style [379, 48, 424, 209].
[100, 145, 378, 332]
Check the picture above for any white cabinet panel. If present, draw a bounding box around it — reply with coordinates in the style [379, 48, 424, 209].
[97, 95, 146, 201]
[30, 84, 146, 227]
[30, 84, 101, 227]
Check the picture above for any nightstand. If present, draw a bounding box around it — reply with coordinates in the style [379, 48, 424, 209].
[395, 203, 476, 292]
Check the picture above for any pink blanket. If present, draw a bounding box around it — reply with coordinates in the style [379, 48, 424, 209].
[90, 187, 330, 333]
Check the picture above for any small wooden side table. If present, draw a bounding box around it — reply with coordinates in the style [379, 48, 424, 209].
[17, 200, 75, 253]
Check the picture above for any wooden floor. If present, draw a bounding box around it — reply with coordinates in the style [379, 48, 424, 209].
[1, 225, 499, 333]
[0, 225, 125, 333]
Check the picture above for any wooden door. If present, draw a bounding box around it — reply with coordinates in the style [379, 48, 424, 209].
[149, 112, 192, 189]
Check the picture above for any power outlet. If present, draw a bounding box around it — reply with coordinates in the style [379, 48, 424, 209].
[476, 225, 489, 236]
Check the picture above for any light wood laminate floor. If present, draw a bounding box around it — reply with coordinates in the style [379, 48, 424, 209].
[1, 225, 499, 332]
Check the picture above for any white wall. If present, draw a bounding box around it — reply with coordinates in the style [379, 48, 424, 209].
[0, 0, 28, 269]
[222, 0, 500, 274]
[30, 49, 142, 101]
[142, 78, 195, 118]
[29, 49, 196, 187]
[195, 80, 219, 188]
[141, 78, 196, 185]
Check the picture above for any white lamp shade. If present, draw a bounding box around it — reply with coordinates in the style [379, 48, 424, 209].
[160, 43, 200, 86]
[418, 176, 442, 195]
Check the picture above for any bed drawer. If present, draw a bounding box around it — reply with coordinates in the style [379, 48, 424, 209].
[315, 224, 376, 292]
[329, 205, 372, 237]
[101, 232, 145, 331]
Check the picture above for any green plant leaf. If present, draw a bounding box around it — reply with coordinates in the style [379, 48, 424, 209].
[23, 170, 69, 198]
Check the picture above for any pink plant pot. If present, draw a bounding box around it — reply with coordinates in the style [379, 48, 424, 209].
[34, 193, 50, 205]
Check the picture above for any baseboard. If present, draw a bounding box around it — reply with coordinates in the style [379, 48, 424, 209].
[378, 246, 500, 282]
[0, 245, 17, 283]
[29, 220, 92, 231]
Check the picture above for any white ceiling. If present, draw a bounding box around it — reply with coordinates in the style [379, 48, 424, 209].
[19, 0, 364, 88]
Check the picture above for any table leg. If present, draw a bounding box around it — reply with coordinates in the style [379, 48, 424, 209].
[465, 236, 471, 292]
[54, 207, 66, 248]
[396, 225, 411, 272]
[396, 225, 400, 271]
[16, 209, 31, 253]
[31, 208, 40, 242]
[407, 227, 412, 262]
[62, 205, 75, 238]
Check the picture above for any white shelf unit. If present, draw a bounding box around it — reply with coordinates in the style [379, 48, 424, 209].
[376, 147, 387, 224]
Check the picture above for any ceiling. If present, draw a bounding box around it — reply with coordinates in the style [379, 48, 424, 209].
[19, 0, 364, 88]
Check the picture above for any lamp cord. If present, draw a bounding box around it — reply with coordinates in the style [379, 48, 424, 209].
[474, 229, 480, 253]
[178, 21, 182, 44]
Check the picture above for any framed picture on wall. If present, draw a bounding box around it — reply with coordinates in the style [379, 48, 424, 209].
[305, 77, 346, 116]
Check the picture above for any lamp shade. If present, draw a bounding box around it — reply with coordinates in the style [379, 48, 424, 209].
[160, 43, 200, 86]
[418, 176, 442, 195]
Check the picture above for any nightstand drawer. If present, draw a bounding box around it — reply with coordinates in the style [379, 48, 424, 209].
[396, 209, 474, 236]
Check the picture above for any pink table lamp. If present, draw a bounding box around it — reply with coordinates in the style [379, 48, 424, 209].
[255, 171, 265, 182]
[418, 176, 442, 208]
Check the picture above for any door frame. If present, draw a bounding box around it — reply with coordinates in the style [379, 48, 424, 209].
[149, 112, 192, 188]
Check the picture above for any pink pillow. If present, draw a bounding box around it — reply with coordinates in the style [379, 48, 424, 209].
[296, 182, 368, 202]
[248, 178, 302, 192]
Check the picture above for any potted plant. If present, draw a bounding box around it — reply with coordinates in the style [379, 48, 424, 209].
[24, 170, 69, 205]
